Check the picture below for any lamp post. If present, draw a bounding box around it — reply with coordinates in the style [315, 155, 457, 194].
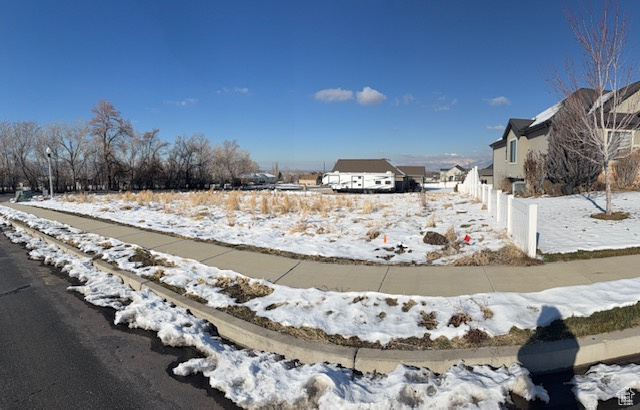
[46, 147, 53, 200]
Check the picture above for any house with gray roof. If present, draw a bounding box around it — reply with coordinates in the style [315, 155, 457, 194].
[439, 165, 467, 182]
[490, 83, 640, 185]
[397, 165, 426, 190]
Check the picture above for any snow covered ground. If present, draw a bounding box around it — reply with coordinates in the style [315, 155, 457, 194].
[24, 190, 640, 261]
[520, 191, 640, 254]
[3, 203, 640, 408]
[24, 190, 511, 265]
[3, 204, 640, 346]
[572, 363, 640, 409]
[0, 219, 550, 409]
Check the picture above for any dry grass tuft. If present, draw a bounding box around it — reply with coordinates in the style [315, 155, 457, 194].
[418, 190, 428, 210]
[402, 299, 417, 312]
[215, 276, 274, 303]
[289, 223, 310, 235]
[260, 195, 269, 214]
[463, 328, 489, 345]
[481, 305, 494, 320]
[385, 298, 398, 307]
[418, 310, 438, 329]
[444, 225, 456, 243]
[365, 228, 380, 241]
[226, 191, 240, 212]
[97, 241, 114, 249]
[226, 211, 236, 227]
[129, 248, 176, 268]
[452, 251, 490, 266]
[425, 213, 437, 228]
[352, 296, 367, 304]
[361, 200, 376, 215]
[426, 246, 457, 263]
[150, 268, 165, 281]
[448, 312, 472, 328]
[282, 194, 295, 214]
[590, 211, 629, 221]
[248, 193, 257, 213]
[136, 190, 154, 206]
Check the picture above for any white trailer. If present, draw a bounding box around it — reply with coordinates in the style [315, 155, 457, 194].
[322, 171, 396, 192]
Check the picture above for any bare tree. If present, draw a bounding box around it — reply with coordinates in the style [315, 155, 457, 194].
[523, 150, 547, 195]
[0, 121, 19, 192]
[134, 129, 168, 189]
[89, 99, 133, 191]
[212, 139, 258, 185]
[547, 101, 602, 194]
[169, 134, 212, 189]
[552, 1, 640, 214]
[11, 121, 43, 190]
[47, 122, 91, 191]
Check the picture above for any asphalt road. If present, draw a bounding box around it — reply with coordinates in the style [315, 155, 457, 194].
[0, 227, 238, 410]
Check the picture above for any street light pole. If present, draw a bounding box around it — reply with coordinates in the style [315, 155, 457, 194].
[46, 147, 53, 200]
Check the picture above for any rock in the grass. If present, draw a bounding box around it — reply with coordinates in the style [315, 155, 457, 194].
[423, 231, 449, 246]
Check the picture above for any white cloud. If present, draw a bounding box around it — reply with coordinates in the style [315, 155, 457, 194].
[392, 93, 417, 107]
[433, 98, 458, 111]
[487, 96, 511, 106]
[403, 93, 416, 105]
[216, 87, 250, 95]
[164, 98, 198, 107]
[486, 125, 506, 131]
[356, 86, 386, 105]
[314, 88, 354, 102]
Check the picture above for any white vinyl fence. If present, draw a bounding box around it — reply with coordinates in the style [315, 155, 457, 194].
[458, 167, 538, 258]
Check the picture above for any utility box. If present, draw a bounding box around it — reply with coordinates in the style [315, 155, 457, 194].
[512, 181, 526, 195]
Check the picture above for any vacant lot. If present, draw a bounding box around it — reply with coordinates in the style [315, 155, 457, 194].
[28, 190, 514, 265]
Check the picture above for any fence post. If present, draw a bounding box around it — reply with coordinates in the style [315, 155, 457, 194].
[507, 195, 514, 235]
[495, 189, 502, 223]
[527, 204, 538, 258]
[487, 189, 492, 214]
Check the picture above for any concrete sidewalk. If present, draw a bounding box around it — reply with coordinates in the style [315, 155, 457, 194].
[6, 202, 640, 297]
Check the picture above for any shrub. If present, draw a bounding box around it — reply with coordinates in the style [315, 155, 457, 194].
[523, 150, 546, 195]
[499, 177, 512, 193]
[613, 149, 640, 188]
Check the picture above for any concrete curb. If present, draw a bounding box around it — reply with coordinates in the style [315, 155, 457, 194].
[10, 220, 357, 370]
[9, 219, 640, 374]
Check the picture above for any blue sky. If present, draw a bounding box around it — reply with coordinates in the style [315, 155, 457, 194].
[1, 1, 639, 171]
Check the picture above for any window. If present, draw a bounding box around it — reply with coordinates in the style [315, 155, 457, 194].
[509, 139, 517, 163]
[385, 181, 392, 185]
[609, 130, 633, 157]
[375, 181, 381, 185]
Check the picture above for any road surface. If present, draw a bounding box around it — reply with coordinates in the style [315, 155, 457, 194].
[0, 227, 238, 409]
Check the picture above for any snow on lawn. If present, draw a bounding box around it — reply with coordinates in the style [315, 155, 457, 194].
[521, 191, 640, 254]
[24, 190, 511, 265]
[1, 221, 549, 409]
[571, 363, 640, 410]
[3, 204, 640, 346]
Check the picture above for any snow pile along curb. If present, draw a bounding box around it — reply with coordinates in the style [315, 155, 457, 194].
[0, 219, 551, 409]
